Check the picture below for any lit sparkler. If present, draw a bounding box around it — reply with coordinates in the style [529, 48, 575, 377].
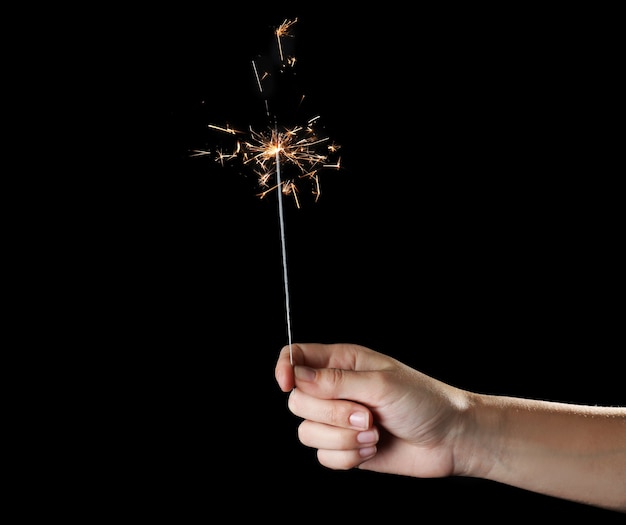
[210, 118, 341, 208]
[195, 18, 341, 364]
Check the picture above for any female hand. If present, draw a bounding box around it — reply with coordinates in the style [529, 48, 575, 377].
[275, 342, 468, 477]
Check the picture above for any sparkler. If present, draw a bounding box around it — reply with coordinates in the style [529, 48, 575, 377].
[196, 18, 341, 364]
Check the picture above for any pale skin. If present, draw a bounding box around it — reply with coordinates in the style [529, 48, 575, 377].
[275, 343, 626, 513]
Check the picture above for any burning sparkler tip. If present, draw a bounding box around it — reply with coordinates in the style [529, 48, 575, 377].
[192, 17, 342, 208]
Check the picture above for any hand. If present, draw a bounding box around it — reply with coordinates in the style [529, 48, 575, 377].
[275, 342, 626, 513]
[275, 342, 467, 477]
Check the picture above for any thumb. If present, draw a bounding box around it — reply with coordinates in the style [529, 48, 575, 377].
[293, 365, 380, 404]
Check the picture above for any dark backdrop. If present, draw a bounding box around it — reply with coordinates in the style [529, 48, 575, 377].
[109, 5, 624, 521]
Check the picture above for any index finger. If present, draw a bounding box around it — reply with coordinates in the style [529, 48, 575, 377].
[275, 344, 295, 392]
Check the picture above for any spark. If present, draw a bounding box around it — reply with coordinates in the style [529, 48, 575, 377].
[208, 123, 243, 135]
[189, 149, 212, 157]
[275, 17, 298, 67]
[208, 119, 340, 208]
[202, 17, 340, 206]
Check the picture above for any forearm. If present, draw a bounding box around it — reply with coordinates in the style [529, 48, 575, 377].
[460, 394, 626, 512]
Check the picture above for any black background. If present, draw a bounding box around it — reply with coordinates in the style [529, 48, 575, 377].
[100, 5, 624, 521]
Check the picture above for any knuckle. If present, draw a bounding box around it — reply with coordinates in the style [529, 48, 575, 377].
[325, 401, 350, 427]
[328, 367, 346, 386]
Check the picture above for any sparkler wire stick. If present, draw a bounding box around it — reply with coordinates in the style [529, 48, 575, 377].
[274, 126, 294, 365]
[199, 19, 339, 367]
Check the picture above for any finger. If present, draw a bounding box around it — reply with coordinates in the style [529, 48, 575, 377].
[293, 364, 393, 406]
[290, 343, 391, 371]
[275, 345, 295, 392]
[316, 446, 378, 471]
[298, 419, 379, 451]
[288, 387, 372, 430]
[277, 342, 396, 393]
[275, 343, 365, 392]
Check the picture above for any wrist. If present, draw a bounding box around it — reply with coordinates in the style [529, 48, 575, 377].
[452, 392, 503, 480]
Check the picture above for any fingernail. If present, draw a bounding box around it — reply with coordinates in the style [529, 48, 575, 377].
[359, 446, 377, 458]
[357, 430, 377, 444]
[294, 365, 316, 382]
[349, 412, 368, 430]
